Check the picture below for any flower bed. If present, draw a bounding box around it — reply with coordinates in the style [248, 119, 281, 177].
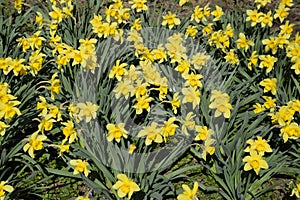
[0, 0, 300, 199]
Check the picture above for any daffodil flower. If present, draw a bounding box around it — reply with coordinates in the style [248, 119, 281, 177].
[23, 131, 47, 158]
[112, 174, 140, 199]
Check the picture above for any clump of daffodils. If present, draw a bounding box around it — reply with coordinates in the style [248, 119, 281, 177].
[242, 136, 272, 175]
[194, 125, 216, 161]
[0, 83, 21, 136]
[270, 100, 300, 142]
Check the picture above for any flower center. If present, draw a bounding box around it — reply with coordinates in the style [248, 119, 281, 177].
[250, 160, 259, 169]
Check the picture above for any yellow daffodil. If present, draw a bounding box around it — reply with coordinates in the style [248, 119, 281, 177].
[0, 83, 14, 103]
[195, 126, 214, 141]
[23, 131, 47, 158]
[132, 95, 153, 114]
[61, 120, 77, 143]
[258, 55, 278, 73]
[129, 0, 148, 12]
[49, 5, 64, 23]
[106, 123, 128, 143]
[79, 38, 97, 56]
[291, 183, 300, 198]
[224, 49, 239, 65]
[244, 136, 272, 156]
[162, 12, 181, 29]
[114, 79, 135, 99]
[191, 6, 205, 23]
[0, 57, 10, 74]
[29, 31, 45, 50]
[179, 0, 189, 6]
[0, 181, 14, 199]
[162, 117, 178, 141]
[46, 73, 60, 100]
[236, 33, 254, 51]
[38, 114, 56, 133]
[90, 14, 104, 38]
[262, 96, 276, 109]
[270, 105, 294, 126]
[201, 137, 216, 161]
[212, 5, 223, 21]
[125, 65, 141, 82]
[246, 9, 261, 27]
[29, 50, 46, 76]
[0, 121, 9, 136]
[7, 58, 28, 76]
[259, 78, 277, 95]
[165, 33, 187, 63]
[255, 0, 271, 9]
[280, 0, 293, 7]
[274, 4, 290, 23]
[77, 101, 99, 123]
[35, 11, 43, 28]
[182, 72, 203, 88]
[209, 90, 232, 118]
[280, 20, 294, 35]
[68, 102, 80, 120]
[13, 0, 23, 13]
[262, 36, 278, 54]
[192, 52, 210, 70]
[247, 51, 258, 70]
[70, 159, 90, 177]
[202, 23, 213, 36]
[109, 60, 128, 81]
[0, 100, 21, 121]
[181, 112, 195, 135]
[152, 44, 167, 63]
[138, 122, 163, 145]
[131, 18, 142, 30]
[56, 142, 70, 157]
[280, 122, 300, 142]
[177, 182, 198, 200]
[170, 92, 180, 114]
[258, 11, 273, 28]
[175, 59, 190, 73]
[243, 151, 269, 175]
[253, 103, 266, 114]
[132, 79, 148, 98]
[127, 30, 143, 44]
[225, 23, 234, 38]
[112, 174, 140, 199]
[182, 87, 201, 109]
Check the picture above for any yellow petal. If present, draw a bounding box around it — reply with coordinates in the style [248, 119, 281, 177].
[3, 184, 14, 193]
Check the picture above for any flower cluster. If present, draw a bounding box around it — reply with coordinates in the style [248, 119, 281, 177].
[243, 136, 272, 175]
[270, 100, 300, 142]
[0, 83, 21, 136]
[2, 0, 300, 198]
[194, 126, 215, 161]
